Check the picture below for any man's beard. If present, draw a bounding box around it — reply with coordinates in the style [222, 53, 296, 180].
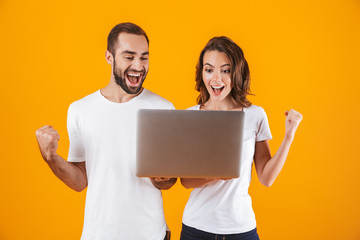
[113, 59, 147, 94]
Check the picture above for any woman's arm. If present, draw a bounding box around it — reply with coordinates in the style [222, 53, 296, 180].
[180, 178, 217, 189]
[254, 109, 303, 187]
[181, 177, 233, 189]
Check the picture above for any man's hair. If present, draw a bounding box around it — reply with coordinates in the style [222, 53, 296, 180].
[195, 36, 252, 107]
[107, 22, 149, 56]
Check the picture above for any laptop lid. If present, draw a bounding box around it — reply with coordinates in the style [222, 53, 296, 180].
[136, 109, 244, 178]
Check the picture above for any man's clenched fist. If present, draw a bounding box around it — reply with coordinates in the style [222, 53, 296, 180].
[35, 125, 60, 162]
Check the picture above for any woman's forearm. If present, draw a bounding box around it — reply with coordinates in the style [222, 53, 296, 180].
[259, 137, 293, 187]
[180, 178, 216, 189]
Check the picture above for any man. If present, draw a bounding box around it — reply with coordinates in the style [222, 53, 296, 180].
[35, 22, 176, 240]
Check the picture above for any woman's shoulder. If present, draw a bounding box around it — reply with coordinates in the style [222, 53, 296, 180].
[245, 104, 267, 117]
[246, 104, 264, 111]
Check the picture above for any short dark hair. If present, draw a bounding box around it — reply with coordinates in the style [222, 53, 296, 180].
[107, 22, 149, 56]
[195, 36, 252, 108]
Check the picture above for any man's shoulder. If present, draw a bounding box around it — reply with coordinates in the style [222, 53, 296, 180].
[140, 89, 174, 108]
[68, 90, 100, 111]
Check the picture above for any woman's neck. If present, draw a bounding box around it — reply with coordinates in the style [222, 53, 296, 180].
[201, 97, 240, 111]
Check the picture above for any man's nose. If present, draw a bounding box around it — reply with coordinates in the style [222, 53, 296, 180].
[132, 59, 143, 71]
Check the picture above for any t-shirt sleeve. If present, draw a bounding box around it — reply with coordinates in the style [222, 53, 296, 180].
[256, 107, 272, 142]
[67, 103, 85, 162]
[167, 102, 176, 110]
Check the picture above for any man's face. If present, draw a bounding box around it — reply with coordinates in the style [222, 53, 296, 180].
[112, 33, 149, 94]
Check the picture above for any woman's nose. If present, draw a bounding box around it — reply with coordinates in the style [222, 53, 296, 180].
[213, 71, 222, 82]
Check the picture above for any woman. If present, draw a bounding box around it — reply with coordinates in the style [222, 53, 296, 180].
[180, 36, 303, 240]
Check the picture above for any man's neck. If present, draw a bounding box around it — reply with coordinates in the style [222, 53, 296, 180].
[100, 81, 143, 103]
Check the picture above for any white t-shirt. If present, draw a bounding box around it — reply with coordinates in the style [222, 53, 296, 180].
[67, 89, 174, 240]
[182, 104, 272, 234]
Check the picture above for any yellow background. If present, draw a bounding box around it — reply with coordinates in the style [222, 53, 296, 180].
[1, 0, 360, 239]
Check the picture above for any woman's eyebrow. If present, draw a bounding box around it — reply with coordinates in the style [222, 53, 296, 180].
[220, 64, 231, 67]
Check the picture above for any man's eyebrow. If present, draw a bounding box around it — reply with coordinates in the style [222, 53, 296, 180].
[120, 50, 149, 56]
[121, 50, 136, 55]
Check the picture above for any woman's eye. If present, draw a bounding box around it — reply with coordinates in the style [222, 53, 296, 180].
[205, 69, 213, 73]
[222, 69, 231, 73]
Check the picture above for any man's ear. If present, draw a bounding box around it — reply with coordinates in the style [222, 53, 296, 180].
[105, 50, 113, 65]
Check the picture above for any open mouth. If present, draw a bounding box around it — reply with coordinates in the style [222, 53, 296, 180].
[211, 85, 225, 95]
[125, 72, 142, 87]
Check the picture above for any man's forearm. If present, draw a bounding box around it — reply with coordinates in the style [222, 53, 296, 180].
[46, 154, 88, 192]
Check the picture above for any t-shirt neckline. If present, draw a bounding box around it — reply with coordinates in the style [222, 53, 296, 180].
[197, 104, 246, 112]
[97, 88, 146, 105]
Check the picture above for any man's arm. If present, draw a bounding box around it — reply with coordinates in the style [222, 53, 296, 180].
[150, 177, 177, 190]
[36, 125, 87, 192]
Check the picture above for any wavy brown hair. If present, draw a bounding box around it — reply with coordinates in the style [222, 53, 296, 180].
[195, 36, 252, 107]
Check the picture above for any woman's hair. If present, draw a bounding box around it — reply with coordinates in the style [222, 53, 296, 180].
[195, 36, 252, 107]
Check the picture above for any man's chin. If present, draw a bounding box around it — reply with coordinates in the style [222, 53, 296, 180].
[125, 85, 143, 95]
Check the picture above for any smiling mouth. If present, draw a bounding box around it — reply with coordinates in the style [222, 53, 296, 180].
[126, 72, 142, 87]
[211, 86, 225, 95]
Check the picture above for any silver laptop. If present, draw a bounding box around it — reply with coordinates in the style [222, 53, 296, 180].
[136, 109, 245, 178]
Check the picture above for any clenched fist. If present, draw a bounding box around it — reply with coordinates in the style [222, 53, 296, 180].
[284, 109, 303, 141]
[35, 125, 60, 162]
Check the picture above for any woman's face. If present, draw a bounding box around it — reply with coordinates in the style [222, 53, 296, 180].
[202, 50, 232, 102]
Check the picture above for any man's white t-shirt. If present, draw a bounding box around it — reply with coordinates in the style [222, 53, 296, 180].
[182, 104, 272, 234]
[67, 89, 174, 240]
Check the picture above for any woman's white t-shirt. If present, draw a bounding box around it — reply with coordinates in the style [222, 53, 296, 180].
[182, 104, 272, 234]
